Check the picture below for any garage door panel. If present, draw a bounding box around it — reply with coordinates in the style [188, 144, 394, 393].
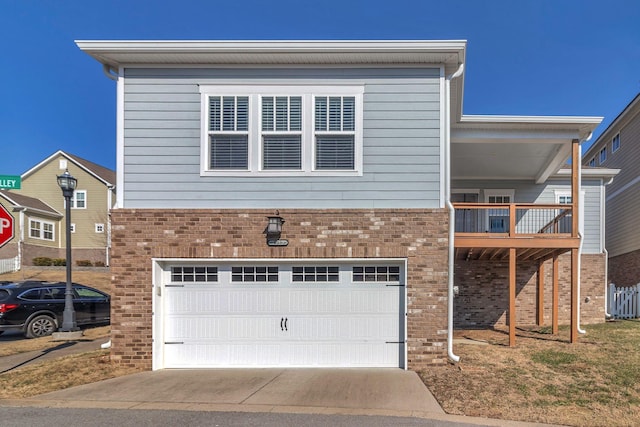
[160, 262, 405, 368]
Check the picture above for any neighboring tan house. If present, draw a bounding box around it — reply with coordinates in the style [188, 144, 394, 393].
[582, 93, 640, 286]
[0, 151, 116, 267]
[78, 39, 615, 372]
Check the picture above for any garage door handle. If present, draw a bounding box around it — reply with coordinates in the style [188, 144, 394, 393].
[284, 317, 288, 331]
[280, 317, 284, 331]
[164, 341, 184, 345]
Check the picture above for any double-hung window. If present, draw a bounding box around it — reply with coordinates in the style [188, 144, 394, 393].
[262, 96, 302, 170]
[29, 219, 54, 241]
[200, 85, 363, 176]
[208, 96, 249, 170]
[314, 96, 356, 170]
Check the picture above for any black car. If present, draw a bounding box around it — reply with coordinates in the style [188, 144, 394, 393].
[0, 281, 110, 338]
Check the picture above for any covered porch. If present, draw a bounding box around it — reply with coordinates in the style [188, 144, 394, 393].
[450, 115, 602, 346]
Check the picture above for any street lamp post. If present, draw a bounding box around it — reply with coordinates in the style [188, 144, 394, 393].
[57, 169, 79, 332]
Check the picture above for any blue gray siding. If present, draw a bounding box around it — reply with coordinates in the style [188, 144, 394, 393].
[122, 68, 442, 209]
[452, 179, 604, 254]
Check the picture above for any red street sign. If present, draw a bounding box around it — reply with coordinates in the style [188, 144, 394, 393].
[0, 204, 14, 248]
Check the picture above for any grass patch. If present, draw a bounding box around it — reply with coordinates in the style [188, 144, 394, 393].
[421, 321, 640, 426]
[0, 350, 142, 398]
[531, 349, 578, 367]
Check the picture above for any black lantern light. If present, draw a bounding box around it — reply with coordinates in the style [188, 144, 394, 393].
[264, 216, 287, 246]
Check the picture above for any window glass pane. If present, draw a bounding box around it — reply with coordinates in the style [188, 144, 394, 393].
[290, 97, 302, 131]
[315, 97, 327, 131]
[328, 97, 342, 131]
[275, 97, 288, 131]
[236, 97, 249, 131]
[222, 97, 236, 131]
[316, 136, 354, 169]
[342, 97, 355, 131]
[210, 135, 248, 169]
[262, 97, 274, 131]
[209, 96, 221, 131]
[263, 136, 301, 169]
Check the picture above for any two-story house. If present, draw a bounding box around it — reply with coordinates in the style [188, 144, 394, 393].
[0, 150, 116, 267]
[77, 40, 615, 371]
[582, 93, 639, 287]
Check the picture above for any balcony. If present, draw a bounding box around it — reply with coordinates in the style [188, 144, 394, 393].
[453, 202, 579, 262]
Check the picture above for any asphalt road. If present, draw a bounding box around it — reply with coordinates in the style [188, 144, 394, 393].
[0, 407, 498, 427]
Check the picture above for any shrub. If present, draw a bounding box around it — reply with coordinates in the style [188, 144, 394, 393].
[32, 257, 54, 266]
[76, 260, 93, 267]
[52, 258, 66, 266]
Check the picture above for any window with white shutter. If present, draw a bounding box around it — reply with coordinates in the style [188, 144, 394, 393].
[199, 85, 363, 176]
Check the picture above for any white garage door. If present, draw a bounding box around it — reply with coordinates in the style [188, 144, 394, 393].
[155, 261, 405, 368]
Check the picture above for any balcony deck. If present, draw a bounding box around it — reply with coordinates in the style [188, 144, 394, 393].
[453, 202, 578, 262]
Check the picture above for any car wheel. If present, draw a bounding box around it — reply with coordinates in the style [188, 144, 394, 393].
[25, 315, 56, 338]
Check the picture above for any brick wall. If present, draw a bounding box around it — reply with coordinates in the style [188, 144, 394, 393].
[110, 208, 450, 370]
[454, 253, 606, 328]
[609, 249, 640, 287]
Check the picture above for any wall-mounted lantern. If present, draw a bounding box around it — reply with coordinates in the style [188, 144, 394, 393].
[264, 216, 288, 246]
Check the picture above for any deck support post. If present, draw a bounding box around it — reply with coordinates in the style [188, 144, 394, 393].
[552, 255, 559, 335]
[509, 247, 516, 346]
[537, 261, 545, 326]
[571, 248, 579, 343]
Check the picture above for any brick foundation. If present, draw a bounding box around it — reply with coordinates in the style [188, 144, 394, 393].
[110, 208, 450, 371]
[609, 249, 640, 287]
[454, 253, 606, 328]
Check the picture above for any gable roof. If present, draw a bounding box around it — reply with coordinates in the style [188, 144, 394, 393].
[0, 190, 62, 218]
[22, 150, 115, 187]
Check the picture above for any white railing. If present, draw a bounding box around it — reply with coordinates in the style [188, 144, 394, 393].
[609, 283, 640, 319]
[0, 256, 19, 275]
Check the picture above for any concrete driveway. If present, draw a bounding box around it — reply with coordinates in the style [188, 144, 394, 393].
[22, 368, 444, 418]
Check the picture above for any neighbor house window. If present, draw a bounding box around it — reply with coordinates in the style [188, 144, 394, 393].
[29, 219, 54, 241]
[612, 133, 620, 153]
[200, 85, 363, 176]
[599, 147, 607, 164]
[95, 223, 104, 233]
[588, 158, 596, 167]
[70, 190, 86, 209]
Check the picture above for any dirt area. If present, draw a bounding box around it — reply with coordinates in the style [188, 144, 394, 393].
[420, 323, 640, 426]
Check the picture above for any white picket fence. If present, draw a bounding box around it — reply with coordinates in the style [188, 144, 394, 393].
[609, 283, 640, 319]
[0, 256, 19, 275]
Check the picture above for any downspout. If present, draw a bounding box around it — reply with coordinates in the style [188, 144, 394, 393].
[577, 134, 591, 334]
[446, 63, 464, 363]
[602, 175, 614, 318]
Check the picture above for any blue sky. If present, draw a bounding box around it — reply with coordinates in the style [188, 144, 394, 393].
[1, 0, 639, 176]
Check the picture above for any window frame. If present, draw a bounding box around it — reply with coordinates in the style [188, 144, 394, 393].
[95, 223, 105, 233]
[199, 85, 364, 177]
[612, 133, 620, 153]
[484, 189, 515, 233]
[588, 157, 596, 167]
[70, 190, 87, 209]
[599, 147, 607, 164]
[29, 218, 55, 241]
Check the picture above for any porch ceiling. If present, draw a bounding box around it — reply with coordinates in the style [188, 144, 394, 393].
[451, 115, 602, 183]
